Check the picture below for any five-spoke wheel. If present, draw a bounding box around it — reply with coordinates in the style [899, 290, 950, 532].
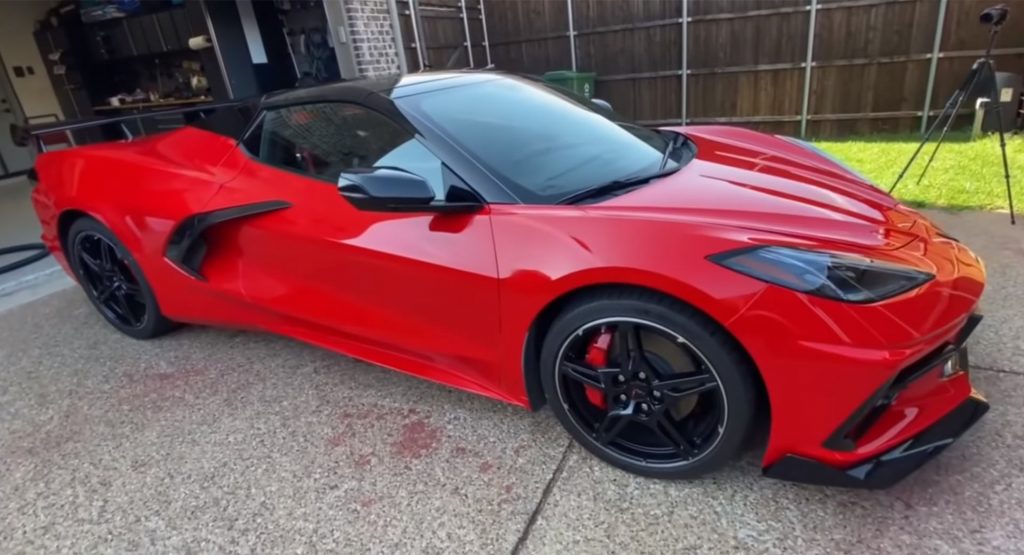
[541, 291, 758, 479]
[67, 217, 175, 339]
[74, 231, 148, 329]
[557, 318, 727, 465]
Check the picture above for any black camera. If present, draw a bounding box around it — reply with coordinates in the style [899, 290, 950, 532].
[980, 4, 1009, 27]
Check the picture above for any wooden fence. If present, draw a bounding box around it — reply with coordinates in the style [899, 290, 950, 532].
[394, 0, 1024, 137]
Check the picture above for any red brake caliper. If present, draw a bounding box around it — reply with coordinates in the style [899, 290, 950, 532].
[583, 327, 613, 409]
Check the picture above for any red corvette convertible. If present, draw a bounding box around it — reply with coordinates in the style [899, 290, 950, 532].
[17, 71, 987, 488]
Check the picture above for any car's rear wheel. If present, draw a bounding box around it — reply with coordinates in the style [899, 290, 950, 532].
[540, 290, 758, 479]
[67, 217, 175, 339]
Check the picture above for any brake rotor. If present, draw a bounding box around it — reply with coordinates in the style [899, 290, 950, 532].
[615, 328, 701, 420]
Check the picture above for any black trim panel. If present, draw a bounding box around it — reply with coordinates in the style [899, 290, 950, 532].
[765, 394, 989, 489]
[955, 312, 984, 346]
[165, 201, 291, 280]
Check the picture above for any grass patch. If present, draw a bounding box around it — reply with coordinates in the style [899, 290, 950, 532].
[812, 132, 1023, 211]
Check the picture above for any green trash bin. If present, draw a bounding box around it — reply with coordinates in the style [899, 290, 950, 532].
[542, 70, 597, 99]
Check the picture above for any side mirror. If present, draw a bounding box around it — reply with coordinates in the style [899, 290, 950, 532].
[591, 98, 613, 112]
[339, 167, 433, 211]
[338, 166, 482, 214]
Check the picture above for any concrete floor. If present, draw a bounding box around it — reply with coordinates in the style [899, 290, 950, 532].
[0, 209, 1022, 553]
[0, 176, 73, 313]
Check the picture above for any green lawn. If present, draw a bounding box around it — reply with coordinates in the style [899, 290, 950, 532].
[812, 133, 1023, 211]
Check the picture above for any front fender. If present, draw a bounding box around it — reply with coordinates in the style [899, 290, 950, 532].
[488, 205, 766, 406]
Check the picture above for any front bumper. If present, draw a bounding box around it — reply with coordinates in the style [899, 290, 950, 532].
[763, 392, 988, 489]
[761, 313, 988, 488]
[719, 208, 989, 488]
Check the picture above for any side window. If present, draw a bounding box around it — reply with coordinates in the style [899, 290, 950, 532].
[245, 103, 445, 197]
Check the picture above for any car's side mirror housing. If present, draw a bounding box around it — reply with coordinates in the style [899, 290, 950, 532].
[338, 167, 482, 214]
[339, 167, 434, 211]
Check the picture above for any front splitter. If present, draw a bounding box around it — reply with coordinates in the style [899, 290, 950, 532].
[762, 393, 989, 489]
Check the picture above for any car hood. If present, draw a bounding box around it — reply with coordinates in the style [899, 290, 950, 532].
[598, 125, 926, 251]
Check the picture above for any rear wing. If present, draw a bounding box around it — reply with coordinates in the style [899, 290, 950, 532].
[9, 100, 248, 152]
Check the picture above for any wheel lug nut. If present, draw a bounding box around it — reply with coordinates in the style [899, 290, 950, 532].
[652, 391, 661, 399]
[618, 394, 627, 402]
[637, 372, 646, 380]
[640, 403, 649, 412]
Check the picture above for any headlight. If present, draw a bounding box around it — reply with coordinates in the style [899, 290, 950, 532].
[710, 246, 933, 303]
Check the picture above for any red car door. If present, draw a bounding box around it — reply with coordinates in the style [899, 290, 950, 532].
[200, 102, 503, 394]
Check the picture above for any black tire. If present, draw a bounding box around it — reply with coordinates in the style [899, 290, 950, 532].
[66, 217, 176, 339]
[540, 289, 758, 479]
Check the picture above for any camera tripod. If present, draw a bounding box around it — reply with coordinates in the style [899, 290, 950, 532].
[889, 4, 1015, 224]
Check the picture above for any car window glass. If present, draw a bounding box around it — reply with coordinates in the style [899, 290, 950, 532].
[396, 77, 677, 204]
[250, 103, 445, 196]
[374, 138, 445, 198]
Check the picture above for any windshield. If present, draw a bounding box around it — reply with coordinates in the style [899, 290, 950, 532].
[396, 76, 683, 204]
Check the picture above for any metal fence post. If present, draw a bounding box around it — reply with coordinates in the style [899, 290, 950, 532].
[409, 0, 427, 70]
[921, 0, 949, 134]
[799, 0, 818, 138]
[460, 1, 475, 67]
[681, 0, 688, 124]
[387, 0, 408, 74]
[567, 0, 577, 71]
[479, 0, 493, 67]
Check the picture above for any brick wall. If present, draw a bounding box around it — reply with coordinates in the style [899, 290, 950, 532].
[344, 0, 401, 78]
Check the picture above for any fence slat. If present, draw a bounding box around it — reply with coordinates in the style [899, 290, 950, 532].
[589, 48, 1024, 81]
[680, 108, 974, 125]
[687, 0, 913, 23]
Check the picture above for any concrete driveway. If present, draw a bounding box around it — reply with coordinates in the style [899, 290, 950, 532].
[1, 209, 1022, 553]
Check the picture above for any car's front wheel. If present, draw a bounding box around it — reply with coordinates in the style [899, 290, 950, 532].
[67, 217, 175, 339]
[540, 290, 759, 479]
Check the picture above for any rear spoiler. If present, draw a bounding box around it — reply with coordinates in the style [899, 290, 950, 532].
[10, 100, 245, 152]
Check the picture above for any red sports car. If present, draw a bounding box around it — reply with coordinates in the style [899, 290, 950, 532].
[18, 72, 987, 488]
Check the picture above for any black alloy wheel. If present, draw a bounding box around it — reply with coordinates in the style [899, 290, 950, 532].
[74, 231, 147, 329]
[540, 291, 758, 479]
[557, 318, 727, 465]
[67, 217, 175, 339]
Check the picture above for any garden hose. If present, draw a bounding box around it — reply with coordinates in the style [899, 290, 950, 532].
[0, 243, 50, 275]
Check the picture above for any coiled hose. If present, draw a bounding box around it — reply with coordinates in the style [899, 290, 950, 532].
[0, 243, 50, 275]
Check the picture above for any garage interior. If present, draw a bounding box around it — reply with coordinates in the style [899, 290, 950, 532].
[0, 0, 379, 306]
